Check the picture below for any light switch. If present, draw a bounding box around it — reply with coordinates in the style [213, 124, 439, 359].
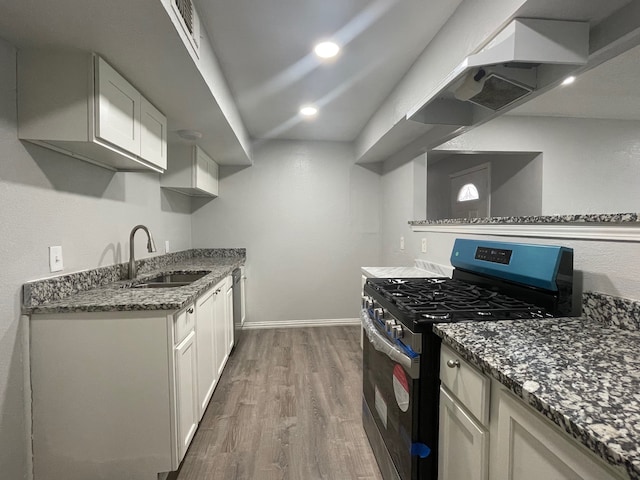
[165, 240, 170, 253]
[421, 238, 427, 253]
[400, 236, 405, 251]
[49, 246, 63, 272]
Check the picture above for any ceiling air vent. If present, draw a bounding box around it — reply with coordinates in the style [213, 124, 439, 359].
[172, 0, 200, 57]
[175, 0, 193, 34]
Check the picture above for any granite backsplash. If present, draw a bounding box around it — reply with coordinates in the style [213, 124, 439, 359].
[582, 291, 640, 331]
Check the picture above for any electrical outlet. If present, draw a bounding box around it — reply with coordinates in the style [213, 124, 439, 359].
[49, 246, 63, 272]
[421, 238, 427, 253]
[400, 236, 405, 250]
[165, 240, 170, 253]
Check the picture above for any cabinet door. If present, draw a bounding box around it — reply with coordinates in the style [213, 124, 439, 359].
[213, 281, 228, 377]
[194, 147, 210, 193]
[195, 289, 216, 418]
[240, 269, 246, 326]
[94, 56, 141, 155]
[226, 283, 234, 353]
[140, 97, 167, 170]
[494, 389, 621, 480]
[193, 146, 218, 196]
[208, 158, 219, 196]
[439, 386, 488, 480]
[175, 330, 198, 462]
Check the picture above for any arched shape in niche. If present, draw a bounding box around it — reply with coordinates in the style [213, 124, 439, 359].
[457, 183, 480, 202]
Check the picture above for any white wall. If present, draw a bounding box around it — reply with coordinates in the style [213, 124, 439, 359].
[380, 155, 426, 266]
[413, 232, 640, 301]
[377, 140, 640, 302]
[437, 116, 640, 215]
[0, 39, 192, 478]
[427, 153, 542, 219]
[191, 140, 381, 322]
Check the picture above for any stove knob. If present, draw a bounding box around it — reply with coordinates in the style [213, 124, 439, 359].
[391, 324, 404, 339]
[362, 296, 373, 310]
[373, 308, 385, 322]
[385, 319, 395, 333]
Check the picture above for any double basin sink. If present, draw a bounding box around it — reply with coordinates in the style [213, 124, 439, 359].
[127, 271, 210, 289]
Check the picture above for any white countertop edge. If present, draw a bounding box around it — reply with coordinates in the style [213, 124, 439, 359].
[411, 223, 640, 242]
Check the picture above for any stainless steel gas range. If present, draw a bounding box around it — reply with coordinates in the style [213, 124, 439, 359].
[361, 238, 578, 480]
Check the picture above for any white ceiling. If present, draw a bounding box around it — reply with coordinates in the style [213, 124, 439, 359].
[0, 0, 636, 153]
[195, 0, 462, 142]
[0, 0, 461, 145]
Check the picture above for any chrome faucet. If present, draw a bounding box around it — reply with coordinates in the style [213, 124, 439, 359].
[128, 225, 157, 279]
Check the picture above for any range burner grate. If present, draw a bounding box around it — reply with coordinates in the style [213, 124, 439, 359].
[368, 277, 550, 323]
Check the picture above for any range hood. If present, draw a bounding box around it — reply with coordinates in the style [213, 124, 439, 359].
[407, 18, 589, 126]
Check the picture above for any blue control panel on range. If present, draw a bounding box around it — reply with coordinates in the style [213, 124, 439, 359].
[450, 239, 573, 291]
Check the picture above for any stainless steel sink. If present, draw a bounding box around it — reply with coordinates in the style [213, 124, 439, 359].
[144, 272, 210, 284]
[131, 282, 191, 289]
[126, 271, 211, 289]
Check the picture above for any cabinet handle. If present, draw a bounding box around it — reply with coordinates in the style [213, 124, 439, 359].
[446, 359, 460, 368]
[188, 308, 194, 314]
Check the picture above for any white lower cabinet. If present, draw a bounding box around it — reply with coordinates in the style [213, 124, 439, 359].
[438, 345, 489, 480]
[438, 344, 626, 480]
[439, 386, 488, 480]
[196, 277, 234, 417]
[226, 280, 234, 352]
[195, 288, 216, 418]
[174, 304, 198, 462]
[213, 277, 231, 377]
[29, 274, 237, 480]
[175, 329, 198, 461]
[240, 266, 247, 326]
[493, 388, 625, 480]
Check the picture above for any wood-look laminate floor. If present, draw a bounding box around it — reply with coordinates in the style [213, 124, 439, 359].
[175, 326, 383, 480]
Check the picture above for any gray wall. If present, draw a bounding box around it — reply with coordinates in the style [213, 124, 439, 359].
[378, 143, 640, 301]
[0, 40, 193, 478]
[191, 140, 381, 322]
[380, 155, 426, 267]
[427, 153, 542, 219]
[437, 116, 640, 215]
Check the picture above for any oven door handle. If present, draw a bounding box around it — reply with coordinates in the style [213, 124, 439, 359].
[361, 309, 420, 379]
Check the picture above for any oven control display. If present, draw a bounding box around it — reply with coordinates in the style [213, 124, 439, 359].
[475, 246, 512, 264]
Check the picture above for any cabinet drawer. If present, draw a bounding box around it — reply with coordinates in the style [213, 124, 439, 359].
[440, 344, 489, 425]
[174, 304, 195, 344]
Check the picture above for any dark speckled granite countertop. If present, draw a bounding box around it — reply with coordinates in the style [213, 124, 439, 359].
[434, 317, 640, 479]
[409, 212, 640, 225]
[24, 249, 245, 314]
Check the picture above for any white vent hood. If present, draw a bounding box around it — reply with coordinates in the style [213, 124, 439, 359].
[407, 18, 589, 126]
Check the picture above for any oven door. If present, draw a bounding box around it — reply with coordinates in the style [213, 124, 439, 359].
[362, 310, 431, 480]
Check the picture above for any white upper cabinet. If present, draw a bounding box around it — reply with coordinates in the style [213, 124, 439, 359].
[162, 144, 219, 197]
[17, 50, 167, 172]
[95, 56, 141, 154]
[140, 97, 168, 170]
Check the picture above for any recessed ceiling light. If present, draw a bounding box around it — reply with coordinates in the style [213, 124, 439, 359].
[561, 76, 576, 86]
[314, 41, 340, 59]
[300, 105, 318, 117]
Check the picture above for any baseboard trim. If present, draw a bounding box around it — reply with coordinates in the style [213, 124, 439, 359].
[242, 318, 360, 330]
